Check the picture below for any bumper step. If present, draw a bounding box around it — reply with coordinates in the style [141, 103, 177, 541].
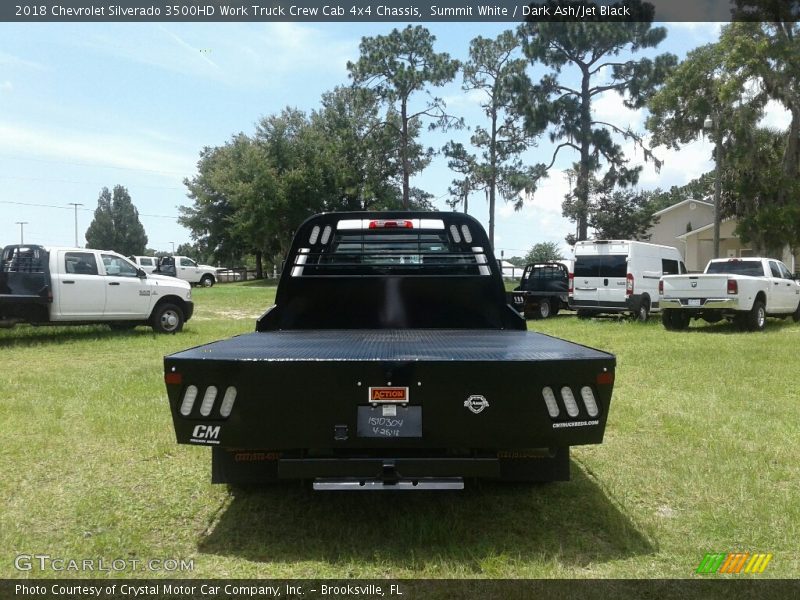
[312, 477, 464, 491]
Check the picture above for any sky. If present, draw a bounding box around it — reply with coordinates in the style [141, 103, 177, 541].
[0, 19, 791, 262]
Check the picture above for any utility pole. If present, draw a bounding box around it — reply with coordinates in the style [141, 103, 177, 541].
[67, 203, 83, 247]
[170, 241, 175, 254]
[15, 221, 28, 244]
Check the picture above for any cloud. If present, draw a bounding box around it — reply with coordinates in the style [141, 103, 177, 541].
[74, 23, 355, 89]
[0, 121, 195, 178]
[759, 100, 792, 131]
[0, 50, 47, 71]
[0, 81, 12, 93]
[592, 91, 645, 130]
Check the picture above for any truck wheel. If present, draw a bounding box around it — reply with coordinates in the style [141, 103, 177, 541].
[793, 302, 800, 323]
[661, 309, 676, 330]
[746, 300, 767, 332]
[635, 298, 650, 322]
[151, 303, 184, 334]
[538, 300, 552, 319]
[550, 299, 560, 317]
[200, 275, 215, 287]
[674, 311, 690, 330]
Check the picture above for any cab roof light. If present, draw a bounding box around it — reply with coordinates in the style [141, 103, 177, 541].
[369, 219, 413, 229]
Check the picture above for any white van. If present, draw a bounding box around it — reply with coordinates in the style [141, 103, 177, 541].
[129, 255, 158, 274]
[570, 240, 686, 320]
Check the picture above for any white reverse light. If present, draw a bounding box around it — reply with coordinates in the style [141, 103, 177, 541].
[219, 387, 238, 418]
[180, 385, 198, 416]
[581, 386, 599, 417]
[199, 386, 217, 417]
[561, 387, 579, 417]
[542, 386, 559, 418]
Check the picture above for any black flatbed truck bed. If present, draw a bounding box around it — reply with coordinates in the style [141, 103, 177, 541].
[165, 212, 615, 490]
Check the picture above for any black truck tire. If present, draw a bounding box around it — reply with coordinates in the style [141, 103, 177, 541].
[550, 299, 560, 317]
[538, 300, 552, 319]
[151, 303, 184, 334]
[634, 297, 650, 322]
[793, 301, 800, 323]
[746, 300, 767, 332]
[200, 274, 215, 287]
[661, 309, 676, 330]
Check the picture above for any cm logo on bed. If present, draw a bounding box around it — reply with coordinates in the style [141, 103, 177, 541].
[191, 425, 221, 443]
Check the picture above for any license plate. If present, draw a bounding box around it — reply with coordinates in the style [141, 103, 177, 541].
[688, 299, 701, 306]
[357, 405, 421, 438]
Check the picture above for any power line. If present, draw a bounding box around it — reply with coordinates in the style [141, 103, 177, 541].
[0, 200, 181, 220]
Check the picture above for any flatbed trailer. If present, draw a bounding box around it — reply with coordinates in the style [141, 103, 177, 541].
[165, 212, 615, 490]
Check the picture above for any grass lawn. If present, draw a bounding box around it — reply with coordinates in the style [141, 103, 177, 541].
[1, 281, 798, 579]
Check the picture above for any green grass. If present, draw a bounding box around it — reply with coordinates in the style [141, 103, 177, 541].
[1, 282, 798, 579]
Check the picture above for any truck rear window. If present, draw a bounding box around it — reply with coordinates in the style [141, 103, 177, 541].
[705, 261, 765, 277]
[292, 229, 491, 277]
[574, 255, 627, 278]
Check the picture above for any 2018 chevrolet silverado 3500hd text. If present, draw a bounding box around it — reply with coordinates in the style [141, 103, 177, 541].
[164, 212, 616, 490]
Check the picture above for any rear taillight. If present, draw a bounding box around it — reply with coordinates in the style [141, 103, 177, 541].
[658, 279, 664, 295]
[727, 279, 738, 294]
[626, 273, 634, 296]
[568, 273, 574, 296]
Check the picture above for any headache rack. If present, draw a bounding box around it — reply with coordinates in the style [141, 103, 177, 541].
[288, 216, 493, 278]
[256, 212, 523, 331]
[0, 245, 51, 301]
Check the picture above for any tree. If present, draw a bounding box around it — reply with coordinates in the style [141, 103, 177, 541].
[348, 25, 461, 208]
[524, 241, 564, 263]
[85, 185, 148, 255]
[444, 31, 539, 248]
[311, 86, 403, 211]
[588, 189, 657, 241]
[516, 2, 677, 240]
[719, 12, 800, 252]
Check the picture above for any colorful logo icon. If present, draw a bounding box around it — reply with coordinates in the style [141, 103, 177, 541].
[696, 552, 772, 574]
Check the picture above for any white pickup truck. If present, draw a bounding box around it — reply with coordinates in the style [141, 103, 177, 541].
[0, 245, 194, 333]
[156, 255, 218, 287]
[659, 257, 800, 331]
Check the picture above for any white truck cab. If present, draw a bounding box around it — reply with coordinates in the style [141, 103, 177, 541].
[0, 245, 194, 333]
[157, 255, 218, 287]
[570, 240, 686, 321]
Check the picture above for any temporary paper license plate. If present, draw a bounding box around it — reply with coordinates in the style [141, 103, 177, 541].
[357, 405, 422, 438]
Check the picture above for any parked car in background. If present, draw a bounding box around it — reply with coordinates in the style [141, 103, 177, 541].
[129, 255, 158, 274]
[0, 245, 193, 333]
[659, 257, 800, 331]
[571, 240, 686, 321]
[156, 255, 218, 287]
[508, 261, 573, 319]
